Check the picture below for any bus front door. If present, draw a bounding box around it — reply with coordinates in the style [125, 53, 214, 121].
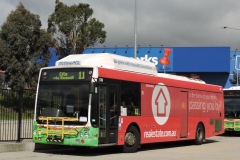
[180, 91, 188, 138]
[99, 84, 119, 144]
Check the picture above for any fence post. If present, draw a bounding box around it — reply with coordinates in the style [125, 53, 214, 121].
[17, 89, 23, 142]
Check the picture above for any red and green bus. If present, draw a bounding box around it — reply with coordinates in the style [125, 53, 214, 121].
[32, 53, 224, 152]
[224, 87, 240, 133]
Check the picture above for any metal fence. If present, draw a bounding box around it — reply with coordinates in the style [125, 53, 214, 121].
[0, 89, 35, 142]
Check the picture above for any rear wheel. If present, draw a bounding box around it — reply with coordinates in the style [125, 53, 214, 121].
[195, 123, 205, 145]
[123, 125, 140, 153]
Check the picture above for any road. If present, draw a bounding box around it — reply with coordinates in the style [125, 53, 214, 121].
[0, 135, 239, 160]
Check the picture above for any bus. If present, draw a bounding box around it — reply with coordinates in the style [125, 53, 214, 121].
[224, 87, 240, 133]
[32, 53, 224, 152]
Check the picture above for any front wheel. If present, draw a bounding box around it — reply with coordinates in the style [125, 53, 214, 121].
[123, 125, 140, 153]
[195, 123, 205, 145]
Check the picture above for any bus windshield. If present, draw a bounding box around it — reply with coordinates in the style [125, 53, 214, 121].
[36, 83, 90, 125]
[224, 98, 240, 119]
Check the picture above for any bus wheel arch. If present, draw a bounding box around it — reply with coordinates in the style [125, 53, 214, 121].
[123, 123, 140, 153]
[194, 122, 205, 145]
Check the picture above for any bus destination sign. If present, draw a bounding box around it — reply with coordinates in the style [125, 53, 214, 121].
[40, 68, 93, 81]
[224, 90, 240, 97]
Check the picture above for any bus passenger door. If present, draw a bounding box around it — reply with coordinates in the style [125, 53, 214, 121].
[99, 84, 119, 144]
[180, 91, 188, 138]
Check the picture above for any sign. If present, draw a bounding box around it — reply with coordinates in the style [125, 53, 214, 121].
[40, 68, 93, 81]
[151, 83, 171, 125]
[224, 90, 240, 97]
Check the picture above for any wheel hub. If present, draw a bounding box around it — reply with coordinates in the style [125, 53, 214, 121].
[125, 132, 136, 146]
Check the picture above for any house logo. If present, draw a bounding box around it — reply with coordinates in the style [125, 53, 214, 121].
[151, 83, 171, 125]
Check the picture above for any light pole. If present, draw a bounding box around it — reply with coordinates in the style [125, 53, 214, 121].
[133, 0, 137, 59]
[223, 26, 240, 31]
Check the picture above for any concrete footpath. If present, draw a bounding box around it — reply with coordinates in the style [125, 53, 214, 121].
[0, 141, 72, 153]
[0, 141, 34, 153]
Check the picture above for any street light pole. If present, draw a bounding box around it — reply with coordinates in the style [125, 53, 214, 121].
[223, 26, 240, 31]
[133, 0, 137, 59]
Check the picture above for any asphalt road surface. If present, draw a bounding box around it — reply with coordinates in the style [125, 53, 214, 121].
[0, 135, 239, 160]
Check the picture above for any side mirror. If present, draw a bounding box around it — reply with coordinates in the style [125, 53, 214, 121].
[90, 82, 96, 93]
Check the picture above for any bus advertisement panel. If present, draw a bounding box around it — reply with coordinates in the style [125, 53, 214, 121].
[32, 53, 224, 153]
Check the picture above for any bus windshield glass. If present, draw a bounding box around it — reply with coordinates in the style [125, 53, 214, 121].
[36, 82, 90, 125]
[37, 83, 89, 124]
[224, 90, 240, 119]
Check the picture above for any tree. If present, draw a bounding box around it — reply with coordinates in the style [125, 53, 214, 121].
[48, 0, 106, 58]
[0, 39, 9, 89]
[0, 3, 53, 90]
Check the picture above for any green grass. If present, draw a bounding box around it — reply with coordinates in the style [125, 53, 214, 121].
[0, 89, 35, 120]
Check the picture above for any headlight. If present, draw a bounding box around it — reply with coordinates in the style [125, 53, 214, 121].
[84, 132, 89, 138]
[33, 130, 37, 135]
[79, 131, 90, 138]
[79, 132, 84, 137]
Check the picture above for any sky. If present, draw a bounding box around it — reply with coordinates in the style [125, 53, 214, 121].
[1, 0, 240, 51]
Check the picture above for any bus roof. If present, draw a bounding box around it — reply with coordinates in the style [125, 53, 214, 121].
[224, 86, 240, 90]
[55, 53, 158, 75]
[157, 73, 206, 84]
[55, 53, 208, 84]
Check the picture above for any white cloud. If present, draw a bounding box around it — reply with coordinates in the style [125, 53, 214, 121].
[0, 0, 16, 27]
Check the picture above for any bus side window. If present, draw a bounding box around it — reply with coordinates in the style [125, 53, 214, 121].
[121, 81, 141, 116]
[125, 98, 134, 116]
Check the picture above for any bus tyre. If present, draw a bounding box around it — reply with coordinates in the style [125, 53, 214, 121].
[123, 126, 140, 153]
[195, 123, 205, 145]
